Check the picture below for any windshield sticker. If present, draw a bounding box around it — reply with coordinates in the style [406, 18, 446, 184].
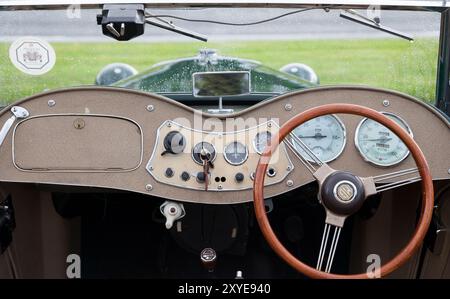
[9, 37, 56, 76]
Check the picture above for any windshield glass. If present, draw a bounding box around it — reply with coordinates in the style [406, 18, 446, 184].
[0, 7, 440, 105]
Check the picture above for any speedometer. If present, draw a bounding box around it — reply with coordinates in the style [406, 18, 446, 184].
[291, 115, 346, 163]
[355, 112, 412, 167]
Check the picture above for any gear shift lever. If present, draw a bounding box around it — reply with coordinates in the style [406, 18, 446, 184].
[200, 248, 217, 272]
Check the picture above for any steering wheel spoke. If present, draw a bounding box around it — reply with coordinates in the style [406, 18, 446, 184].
[316, 217, 344, 273]
[281, 130, 327, 175]
[370, 167, 421, 193]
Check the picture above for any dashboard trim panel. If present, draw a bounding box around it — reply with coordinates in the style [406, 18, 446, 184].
[11, 113, 144, 173]
[145, 119, 295, 192]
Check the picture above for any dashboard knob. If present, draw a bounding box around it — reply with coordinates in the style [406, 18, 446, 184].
[162, 131, 186, 155]
[196, 172, 206, 183]
[200, 248, 217, 272]
[181, 171, 190, 181]
[165, 167, 174, 178]
[235, 172, 244, 183]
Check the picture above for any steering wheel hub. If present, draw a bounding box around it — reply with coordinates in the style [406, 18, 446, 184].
[320, 172, 366, 216]
[334, 181, 356, 203]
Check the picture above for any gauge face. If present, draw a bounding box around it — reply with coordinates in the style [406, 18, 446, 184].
[291, 115, 346, 163]
[355, 112, 412, 167]
[224, 141, 248, 165]
[253, 131, 272, 154]
[192, 142, 217, 165]
[162, 131, 186, 155]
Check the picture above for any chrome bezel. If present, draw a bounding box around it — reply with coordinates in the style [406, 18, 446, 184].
[191, 141, 217, 165]
[253, 130, 272, 155]
[290, 114, 347, 163]
[223, 141, 249, 166]
[354, 111, 413, 167]
[333, 180, 357, 204]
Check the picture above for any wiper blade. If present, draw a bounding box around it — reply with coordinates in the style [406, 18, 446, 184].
[340, 9, 414, 42]
[145, 14, 208, 42]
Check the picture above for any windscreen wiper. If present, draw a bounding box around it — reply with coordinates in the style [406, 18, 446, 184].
[97, 4, 207, 42]
[145, 14, 208, 42]
[340, 9, 414, 42]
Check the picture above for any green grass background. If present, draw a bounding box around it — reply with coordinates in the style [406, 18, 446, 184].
[0, 38, 439, 105]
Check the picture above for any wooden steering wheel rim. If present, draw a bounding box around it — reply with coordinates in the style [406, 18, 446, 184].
[253, 103, 434, 279]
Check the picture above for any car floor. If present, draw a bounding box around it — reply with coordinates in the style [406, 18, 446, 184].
[76, 188, 352, 279]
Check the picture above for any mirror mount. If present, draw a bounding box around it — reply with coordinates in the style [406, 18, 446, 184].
[207, 97, 235, 114]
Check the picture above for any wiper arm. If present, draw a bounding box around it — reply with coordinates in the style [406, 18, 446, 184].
[340, 9, 414, 42]
[145, 14, 208, 42]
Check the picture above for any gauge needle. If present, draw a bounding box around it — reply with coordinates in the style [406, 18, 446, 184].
[361, 138, 393, 142]
[298, 134, 327, 139]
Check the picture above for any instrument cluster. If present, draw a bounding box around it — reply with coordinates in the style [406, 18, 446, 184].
[146, 120, 294, 192]
[290, 112, 413, 167]
[147, 111, 413, 192]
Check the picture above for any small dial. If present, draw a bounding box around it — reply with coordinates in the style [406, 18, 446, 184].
[253, 131, 273, 154]
[355, 112, 412, 167]
[192, 142, 217, 165]
[224, 141, 248, 166]
[292, 115, 346, 163]
[162, 131, 186, 155]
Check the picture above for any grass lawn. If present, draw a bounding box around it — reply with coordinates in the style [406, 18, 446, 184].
[0, 38, 438, 105]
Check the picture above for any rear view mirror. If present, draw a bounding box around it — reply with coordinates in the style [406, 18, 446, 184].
[192, 71, 251, 97]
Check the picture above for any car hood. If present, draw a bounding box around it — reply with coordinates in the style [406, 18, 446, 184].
[114, 52, 316, 94]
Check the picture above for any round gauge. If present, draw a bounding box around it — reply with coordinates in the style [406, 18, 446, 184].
[192, 142, 217, 165]
[253, 131, 273, 154]
[292, 115, 346, 163]
[224, 141, 248, 165]
[355, 112, 412, 167]
[162, 131, 186, 155]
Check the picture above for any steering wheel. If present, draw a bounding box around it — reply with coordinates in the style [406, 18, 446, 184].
[253, 103, 434, 279]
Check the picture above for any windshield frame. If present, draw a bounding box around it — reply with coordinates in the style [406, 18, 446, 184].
[0, 1, 449, 11]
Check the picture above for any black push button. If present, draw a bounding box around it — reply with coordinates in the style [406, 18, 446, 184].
[196, 172, 206, 183]
[181, 171, 190, 181]
[235, 172, 244, 183]
[165, 168, 174, 178]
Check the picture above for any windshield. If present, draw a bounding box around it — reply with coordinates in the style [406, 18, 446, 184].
[0, 7, 440, 105]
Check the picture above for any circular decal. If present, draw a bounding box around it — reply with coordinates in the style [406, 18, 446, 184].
[333, 181, 357, 203]
[9, 37, 56, 75]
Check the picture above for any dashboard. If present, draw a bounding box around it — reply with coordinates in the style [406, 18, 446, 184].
[0, 85, 448, 204]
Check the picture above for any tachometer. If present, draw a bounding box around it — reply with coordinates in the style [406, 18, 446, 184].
[291, 115, 346, 163]
[224, 141, 248, 165]
[355, 112, 412, 167]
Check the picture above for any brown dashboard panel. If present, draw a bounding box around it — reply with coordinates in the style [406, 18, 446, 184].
[13, 114, 143, 172]
[0, 86, 448, 204]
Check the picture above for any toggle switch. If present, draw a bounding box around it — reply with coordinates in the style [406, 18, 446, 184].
[160, 201, 185, 229]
